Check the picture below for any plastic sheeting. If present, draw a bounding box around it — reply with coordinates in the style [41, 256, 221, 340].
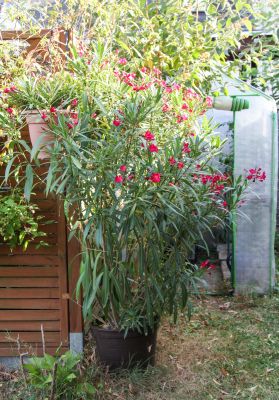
[233, 95, 277, 293]
[209, 79, 277, 294]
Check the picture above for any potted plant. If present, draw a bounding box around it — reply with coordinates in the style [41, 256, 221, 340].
[4, 46, 261, 370]
[31, 51, 251, 370]
[1, 72, 78, 158]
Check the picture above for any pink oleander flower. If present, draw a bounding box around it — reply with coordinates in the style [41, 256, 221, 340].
[181, 103, 189, 110]
[70, 112, 78, 119]
[119, 165, 127, 172]
[206, 96, 213, 108]
[148, 144, 158, 153]
[118, 58, 127, 65]
[177, 114, 188, 123]
[6, 107, 13, 114]
[50, 106, 56, 113]
[153, 67, 161, 76]
[169, 156, 176, 166]
[150, 172, 161, 183]
[144, 130, 155, 141]
[71, 98, 78, 107]
[246, 168, 266, 182]
[113, 119, 121, 127]
[172, 83, 181, 91]
[182, 142, 191, 154]
[165, 86, 173, 94]
[141, 67, 148, 73]
[67, 122, 74, 129]
[162, 103, 170, 112]
[200, 260, 209, 269]
[115, 175, 123, 183]
[91, 113, 97, 119]
[177, 161, 184, 169]
[3, 88, 11, 93]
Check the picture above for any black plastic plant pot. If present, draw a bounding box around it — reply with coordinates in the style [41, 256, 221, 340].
[92, 326, 158, 370]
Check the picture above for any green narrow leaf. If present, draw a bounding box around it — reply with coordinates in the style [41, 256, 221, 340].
[24, 164, 34, 201]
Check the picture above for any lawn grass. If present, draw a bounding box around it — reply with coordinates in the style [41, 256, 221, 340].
[1, 295, 279, 399]
[94, 295, 279, 400]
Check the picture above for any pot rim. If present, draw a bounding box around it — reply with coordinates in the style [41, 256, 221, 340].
[92, 324, 158, 335]
[22, 109, 68, 115]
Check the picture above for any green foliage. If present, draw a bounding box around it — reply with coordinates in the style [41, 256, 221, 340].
[6, 72, 77, 110]
[0, 0, 256, 93]
[239, 0, 279, 104]
[0, 0, 265, 333]
[0, 191, 46, 250]
[24, 351, 97, 399]
[4, 47, 250, 332]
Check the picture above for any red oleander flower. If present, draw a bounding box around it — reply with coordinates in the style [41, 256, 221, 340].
[67, 122, 74, 129]
[118, 58, 127, 65]
[181, 103, 189, 110]
[169, 157, 176, 166]
[113, 119, 121, 127]
[71, 98, 78, 107]
[177, 161, 184, 169]
[149, 144, 158, 153]
[3, 88, 11, 93]
[162, 103, 170, 112]
[91, 113, 97, 119]
[70, 112, 78, 119]
[177, 114, 188, 123]
[182, 142, 191, 153]
[115, 175, 123, 183]
[172, 83, 181, 91]
[206, 96, 213, 108]
[144, 130, 155, 141]
[247, 168, 266, 182]
[165, 86, 173, 94]
[150, 172, 161, 183]
[119, 165, 127, 172]
[50, 106, 56, 113]
[153, 67, 161, 76]
[10, 86, 17, 92]
[200, 260, 209, 268]
[41, 112, 48, 120]
[141, 67, 148, 73]
[196, 164, 201, 169]
[6, 107, 13, 114]
[222, 201, 228, 207]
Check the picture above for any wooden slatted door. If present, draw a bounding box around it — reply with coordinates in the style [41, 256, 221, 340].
[0, 194, 69, 356]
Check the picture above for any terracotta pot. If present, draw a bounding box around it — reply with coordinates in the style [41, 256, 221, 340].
[25, 110, 54, 159]
[92, 326, 157, 370]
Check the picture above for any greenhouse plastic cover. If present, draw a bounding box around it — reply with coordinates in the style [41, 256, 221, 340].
[209, 78, 278, 294]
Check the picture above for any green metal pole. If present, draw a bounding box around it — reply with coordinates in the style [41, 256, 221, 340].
[231, 106, 237, 290]
[269, 111, 277, 294]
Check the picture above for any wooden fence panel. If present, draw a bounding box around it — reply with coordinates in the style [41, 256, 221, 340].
[0, 28, 82, 357]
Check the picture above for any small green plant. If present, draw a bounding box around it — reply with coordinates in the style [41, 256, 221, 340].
[4, 72, 77, 111]
[0, 191, 46, 250]
[24, 351, 97, 399]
